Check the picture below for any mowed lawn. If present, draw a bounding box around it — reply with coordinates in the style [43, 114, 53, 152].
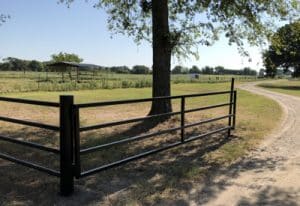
[259, 79, 300, 97]
[0, 82, 282, 205]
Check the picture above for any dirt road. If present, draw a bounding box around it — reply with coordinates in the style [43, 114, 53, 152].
[199, 82, 300, 205]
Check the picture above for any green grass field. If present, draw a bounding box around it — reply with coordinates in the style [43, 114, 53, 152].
[0, 81, 282, 205]
[0, 71, 258, 93]
[259, 79, 300, 97]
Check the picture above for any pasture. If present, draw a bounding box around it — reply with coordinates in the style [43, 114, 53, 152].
[0, 78, 282, 205]
[0, 71, 258, 93]
[259, 79, 300, 97]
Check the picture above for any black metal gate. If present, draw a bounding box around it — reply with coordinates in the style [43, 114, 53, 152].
[0, 79, 237, 196]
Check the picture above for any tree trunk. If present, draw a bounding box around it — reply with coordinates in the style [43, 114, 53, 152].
[148, 0, 172, 116]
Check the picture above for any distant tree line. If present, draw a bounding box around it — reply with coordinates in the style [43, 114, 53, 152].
[106, 65, 151, 74]
[0, 57, 46, 73]
[0, 56, 257, 76]
[171, 65, 257, 76]
[0, 57, 151, 74]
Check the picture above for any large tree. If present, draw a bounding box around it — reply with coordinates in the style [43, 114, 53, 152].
[214, 66, 225, 75]
[172, 65, 188, 74]
[61, 0, 299, 114]
[131, 65, 150, 74]
[189, 65, 201, 74]
[2, 57, 27, 73]
[51, 52, 83, 63]
[202, 66, 215, 74]
[28, 60, 44, 72]
[263, 21, 300, 77]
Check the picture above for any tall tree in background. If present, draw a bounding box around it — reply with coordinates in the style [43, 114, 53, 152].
[214, 66, 225, 75]
[2, 57, 27, 73]
[60, 0, 299, 114]
[51, 52, 83, 63]
[172, 65, 188, 74]
[131, 65, 150, 74]
[28, 60, 44, 72]
[189, 65, 201, 74]
[202, 66, 215, 74]
[263, 21, 300, 77]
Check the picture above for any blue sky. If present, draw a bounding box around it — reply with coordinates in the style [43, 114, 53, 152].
[0, 0, 265, 70]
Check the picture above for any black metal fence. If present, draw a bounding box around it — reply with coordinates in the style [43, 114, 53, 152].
[0, 98, 60, 176]
[0, 79, 237, 196]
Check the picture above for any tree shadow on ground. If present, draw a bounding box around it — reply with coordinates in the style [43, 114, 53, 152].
[0, 119, 297, 205]
[260, 84, 300, 91]
[80, 117, 177, 148]
[189, 154, 290, 205]
[237, 186, 299, 206]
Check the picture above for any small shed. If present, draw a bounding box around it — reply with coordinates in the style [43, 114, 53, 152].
[189, 73, 200, 80]
[47, 61, 100, 82]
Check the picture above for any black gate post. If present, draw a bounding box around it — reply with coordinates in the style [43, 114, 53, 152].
[228, 78, 235, 137]
[59, 95, 74, 196]
[180, 96, 185, 142]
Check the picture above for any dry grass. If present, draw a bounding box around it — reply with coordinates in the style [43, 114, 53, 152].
[0, 82, 282, 205]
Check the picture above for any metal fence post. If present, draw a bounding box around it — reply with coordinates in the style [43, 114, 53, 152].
[59, 95, 74, 196]
[228, 78, 235, 137]
[232, 90, 237, 130]
[73, 106, 81, 178]
[181, 97, 185, 142]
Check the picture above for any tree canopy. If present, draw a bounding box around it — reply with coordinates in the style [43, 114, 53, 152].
[214, 66, 225, 74]
[189, 65, 201, 74]
[2, 57, 27, 73]
[51, 52, 83, 63]
[202, 66, 215, 74]
[109, 66, 131, 74]
[61, 0, 299, 59]
[27, 60, 44, 72]
[131, 65, 150, 74]
[0, 57, 47, 72]
[172, 65, 188, 74]
[263, 21, 300, 77]
[59, 0, 300, 114]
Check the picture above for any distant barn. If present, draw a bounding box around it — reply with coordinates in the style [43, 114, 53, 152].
[47, 61, 101, 82]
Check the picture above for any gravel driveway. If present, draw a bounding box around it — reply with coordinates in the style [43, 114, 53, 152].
[199, 82, 300, 206]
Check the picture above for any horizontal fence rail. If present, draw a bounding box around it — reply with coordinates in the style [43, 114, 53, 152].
[0, 115, 59, 131]
[0, 96, 60, 107]
[76, 90, 232, 108]
[0, 135, 59, 154]
[0, 152, 60, 176]
[77, 89, 237, 180]
[80, 114, 234, 155]
[79, 102, 233, 132]
[0, 96, 62, 192]
[80, 126, 232, 177]
[0, 78, 237, 196]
